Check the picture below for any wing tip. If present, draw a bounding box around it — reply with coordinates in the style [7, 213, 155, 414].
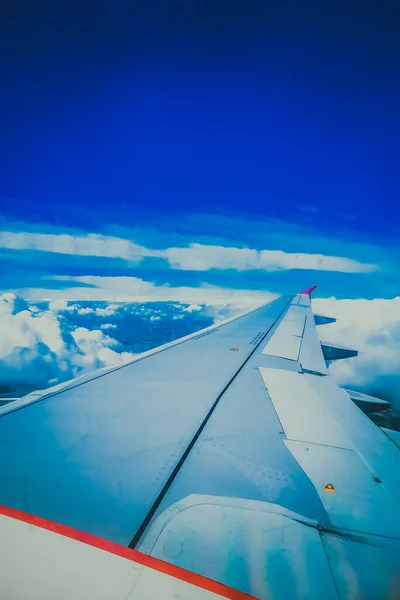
[299, 285, 317, 297]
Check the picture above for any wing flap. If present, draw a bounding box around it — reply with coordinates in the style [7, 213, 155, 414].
[261, 319, 303, 361]
[285, 440, 400, 538]
[259, 368, 351, 449]
[298, 313, 328, 374]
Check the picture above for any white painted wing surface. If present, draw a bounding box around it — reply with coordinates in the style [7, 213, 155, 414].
[0, 290, 399, 599]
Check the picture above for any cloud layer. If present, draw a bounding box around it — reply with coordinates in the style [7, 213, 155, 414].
[0, 231, 143, 261]
[314, 296, 400, 414]
[161, 244, 377, 273]
[0, 230, 377, 273]
[0, 293, 133, 396]
[17, 275, 277, 305]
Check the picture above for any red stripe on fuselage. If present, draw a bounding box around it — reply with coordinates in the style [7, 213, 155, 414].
[0, 504, 258, 600]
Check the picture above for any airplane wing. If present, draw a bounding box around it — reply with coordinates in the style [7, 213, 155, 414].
[0, 289, 399, 599]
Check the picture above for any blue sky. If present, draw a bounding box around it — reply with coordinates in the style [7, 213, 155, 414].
[1, 0, 400, 302]
[3, 1, 400, 234]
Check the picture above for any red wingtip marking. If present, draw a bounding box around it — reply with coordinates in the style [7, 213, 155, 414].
[299, 285, 317, 296]
[0, 504, 258, 600]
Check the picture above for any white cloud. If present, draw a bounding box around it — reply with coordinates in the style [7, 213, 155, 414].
[70, 327, 132, 368]
[28, 305, 40, 313]
[313, 296, 400, 410]
[16, 275, 276, 308]
[49, 299, 69, 312]
[0, 231, 145, 261]
[160, 244, 377, 273]
[94, 305, 119, 317]
[76, 306, 95, 315]
[183, 304, 202, 313]
[0, 293, 134, 393]
[0, 230, 377, 273]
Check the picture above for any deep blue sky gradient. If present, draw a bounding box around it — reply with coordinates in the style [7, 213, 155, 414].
[2, 0, 400, 233]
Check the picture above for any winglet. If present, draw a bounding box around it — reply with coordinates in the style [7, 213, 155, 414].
[299, 285, 317, 297]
